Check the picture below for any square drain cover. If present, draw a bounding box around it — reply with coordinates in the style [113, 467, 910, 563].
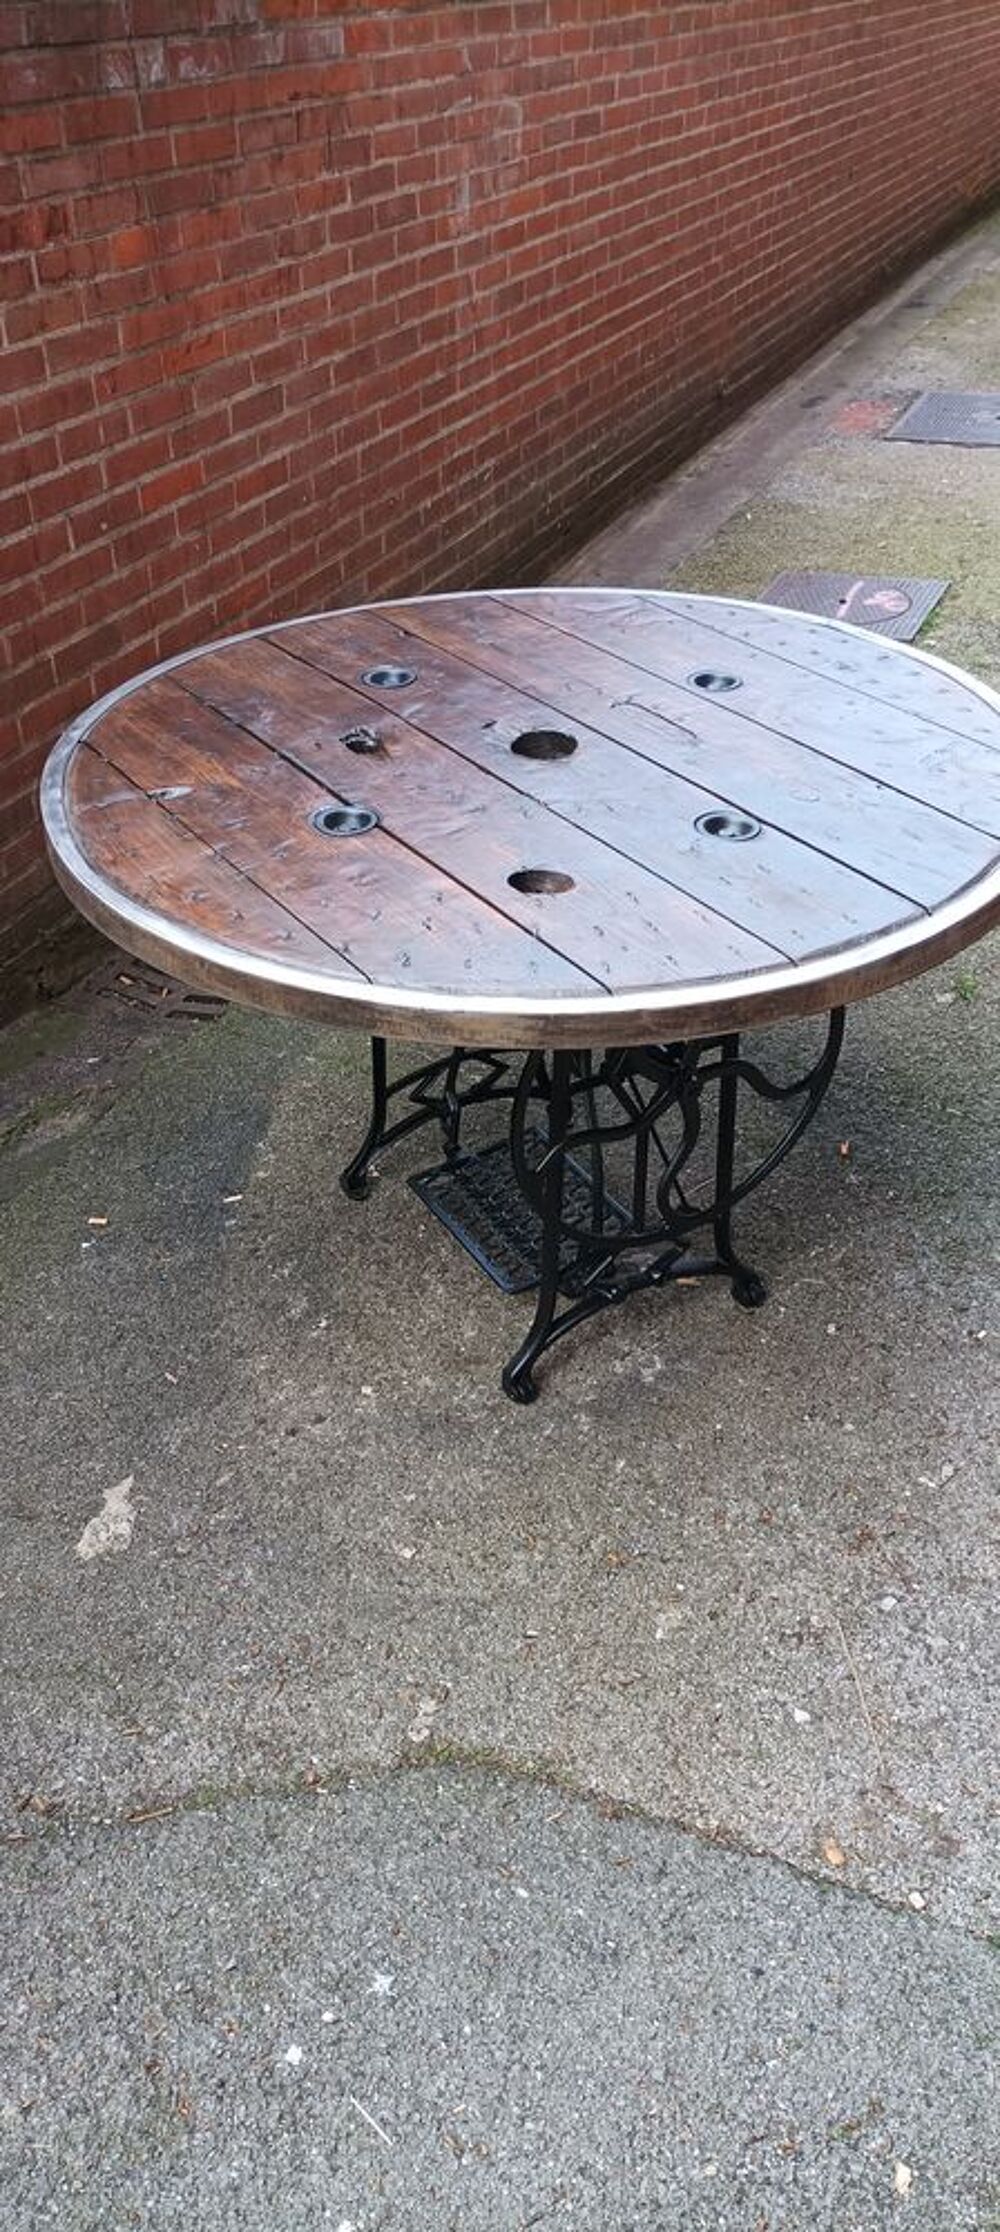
[759, 571, 948, 641]
[410, 1131, 629, 1294]
[885, 391, 1000, 446]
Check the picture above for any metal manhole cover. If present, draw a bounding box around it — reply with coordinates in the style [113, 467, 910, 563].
[884, 391, 1000, 446]
[758, 570, 948, 641]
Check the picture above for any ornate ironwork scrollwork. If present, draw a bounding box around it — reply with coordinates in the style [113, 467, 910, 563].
[340, 1013, 846, 1403]
[501, 1013, 845, 1401]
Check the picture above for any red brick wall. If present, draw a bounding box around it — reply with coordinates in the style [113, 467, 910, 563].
[3, 0, 1000, 1009]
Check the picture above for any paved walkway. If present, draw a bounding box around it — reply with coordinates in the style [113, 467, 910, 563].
[3, 213, 999, 2229]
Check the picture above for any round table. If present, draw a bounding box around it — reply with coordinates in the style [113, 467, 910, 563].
[41, 588, 1000, 1400]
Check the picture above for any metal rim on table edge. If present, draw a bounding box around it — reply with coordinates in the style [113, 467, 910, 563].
[40, 588, 1000, 1051]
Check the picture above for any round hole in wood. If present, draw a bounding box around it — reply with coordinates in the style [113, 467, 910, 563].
[510, 728, 578, 761]
[695, 809, 762, 842]
[341, 725, 382, 754]
[688, 669, 742, 693]
[361, 665, 416, 689]
[311, 804, 380, 837]
[508, 867, 575, 894]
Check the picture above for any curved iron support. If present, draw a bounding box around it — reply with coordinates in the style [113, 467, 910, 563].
[340, 1015, 846, 1403]
[339, 1038, 522, 1198]
[501, 1010, 846, 1399]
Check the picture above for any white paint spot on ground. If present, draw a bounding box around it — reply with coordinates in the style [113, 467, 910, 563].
[75, 1475, 136, 1561]
[407, 1693, 444, 1744]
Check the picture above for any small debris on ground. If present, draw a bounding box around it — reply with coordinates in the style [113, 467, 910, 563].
[76, 1474, 136, 1561]
[15, 1791, 64, 1818]
[407, 1692, 445, 1744]
[350, 2095, 395, 2148]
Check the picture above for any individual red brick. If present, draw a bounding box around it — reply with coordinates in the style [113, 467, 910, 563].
[137, 457, 204, 513]
[0, 255, 35, 304]
[0, 341, 46, 395]
[28, 458, 105, 519]
[4, 45, 102, 102]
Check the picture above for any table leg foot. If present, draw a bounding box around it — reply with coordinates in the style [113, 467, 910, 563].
[501, 1362, 539, 1405]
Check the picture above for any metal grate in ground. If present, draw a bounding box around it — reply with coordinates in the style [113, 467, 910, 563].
[758, 571, 948, 641]
[884, 391, 1000, 446]
[94, 961, 227, 1019]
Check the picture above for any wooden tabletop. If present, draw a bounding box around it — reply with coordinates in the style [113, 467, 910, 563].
[42, 589, 1000, 1049]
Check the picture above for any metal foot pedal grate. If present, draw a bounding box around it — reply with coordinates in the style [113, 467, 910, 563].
[410, 1131, 630, 1293]
[884, 391, 1000, 447]
[759, 570, 948, 641]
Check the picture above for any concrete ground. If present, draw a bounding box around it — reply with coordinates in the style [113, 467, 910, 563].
[3, 214, 999, 2229]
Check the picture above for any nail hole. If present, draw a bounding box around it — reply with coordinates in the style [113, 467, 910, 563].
[689, 670, 742, 693]
[510, 728, 578, 761]
[311, 804, 380, 837]
[342, 726, 382, 754]
[508, 867, 575, 894]
[695, 810, 761, 842]
[361, 665, 415, 689]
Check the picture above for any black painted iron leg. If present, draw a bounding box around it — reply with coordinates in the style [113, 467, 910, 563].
[339, 1035, 388, 1198]
[502, 1050, 572, 1405]
[713, 1033, 767, 1308]
[441, 1045, 465, 1158]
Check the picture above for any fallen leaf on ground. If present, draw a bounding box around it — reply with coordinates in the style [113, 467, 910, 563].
[822, 1837, 847, 1868]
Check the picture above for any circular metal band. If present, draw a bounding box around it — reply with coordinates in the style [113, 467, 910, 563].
[40, 590, 1000, 1050]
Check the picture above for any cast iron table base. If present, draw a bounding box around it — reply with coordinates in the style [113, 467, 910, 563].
[340, 1013, 846, 1402]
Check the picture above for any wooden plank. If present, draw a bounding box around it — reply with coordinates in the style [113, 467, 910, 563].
[267, 613, 926, 957]
[370, 596, 998, 903]
[492, 590, 1000, 836]
[86, 681, 603, 1000]
[67, 747, 360, 974]
[175, 635, 785, 987]
[662, 591, 1000, 751]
